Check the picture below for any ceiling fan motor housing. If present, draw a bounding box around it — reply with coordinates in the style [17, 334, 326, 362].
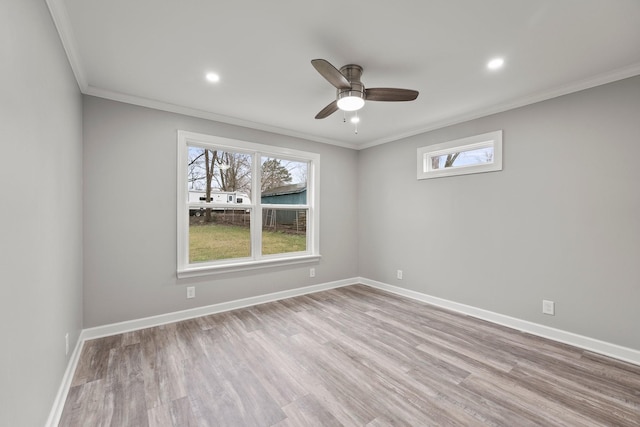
[337, 64, 365, 110]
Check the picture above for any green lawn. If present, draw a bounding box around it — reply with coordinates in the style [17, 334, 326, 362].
[189, 223, 306, 262]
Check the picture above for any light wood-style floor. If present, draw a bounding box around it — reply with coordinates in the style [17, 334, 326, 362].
[59, 285, 640, 426]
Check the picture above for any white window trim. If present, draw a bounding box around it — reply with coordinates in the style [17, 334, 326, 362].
[417, 130, 503, 180]
[177, 130, 320, 278]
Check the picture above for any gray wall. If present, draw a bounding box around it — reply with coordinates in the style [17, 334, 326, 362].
[82, 96, 359, 327]
[359, 75, 640, 350]
[2, 4, 637, 422]
[0, 1, 84, 426]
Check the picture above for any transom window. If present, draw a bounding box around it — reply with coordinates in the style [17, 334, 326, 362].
[417, 130, 503, 179]
[177, 131, 320, 277]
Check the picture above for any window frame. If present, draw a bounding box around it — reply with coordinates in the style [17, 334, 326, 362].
[177, 130, 320, 278]
[417, 130, 503, 180]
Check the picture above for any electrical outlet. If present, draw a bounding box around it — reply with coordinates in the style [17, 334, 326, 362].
[187, 286, 195, 299]
[542, 299, 555, 315]
[65, 333, 69, 356]
[309, 268, 315, 277]
[397, 270, 403, 280]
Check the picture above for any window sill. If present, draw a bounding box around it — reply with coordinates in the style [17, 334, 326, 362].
[177, 254, 322, 278]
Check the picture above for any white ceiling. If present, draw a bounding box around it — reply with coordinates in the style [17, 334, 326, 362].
[48, 0, 640, 149]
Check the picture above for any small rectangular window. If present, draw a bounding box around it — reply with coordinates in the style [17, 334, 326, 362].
[417, 130, 502, 179]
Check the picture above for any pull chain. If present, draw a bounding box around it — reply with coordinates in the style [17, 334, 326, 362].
[350, 111, 360, 134]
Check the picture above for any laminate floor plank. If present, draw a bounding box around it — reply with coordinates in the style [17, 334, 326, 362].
[147, 404, 174, 427]
[363, 306, 522, 372]
[199, 332, 287, 427]
[58, 379, 107, 426]
[104, 343, 149, 427]
[59, 284, 640, 426]
[70, 335, 122, 387]
[249, 330, 372, 426]
[275, 394, 343, 427]
[236, 332, 309, 407]
[508, 363, 640, 426]
[406, 365, 535, 427]
[139, 327, 188, 410]
[320, 338, 483, 426]
[459, 372, 603, 427]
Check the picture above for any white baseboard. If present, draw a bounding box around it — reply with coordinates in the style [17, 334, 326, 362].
[81, 278, 356, 341]
[45, 334, 85, 427]
[359, 277, 640, 366]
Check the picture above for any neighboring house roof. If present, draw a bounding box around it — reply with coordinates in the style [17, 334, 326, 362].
[261, 183, 307, 197]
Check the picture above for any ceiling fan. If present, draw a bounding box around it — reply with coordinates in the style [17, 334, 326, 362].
[311, 58, 419, 119]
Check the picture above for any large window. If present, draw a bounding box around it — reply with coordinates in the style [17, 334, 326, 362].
[417, 130, 502, 179]
[177, 131, 320, 277]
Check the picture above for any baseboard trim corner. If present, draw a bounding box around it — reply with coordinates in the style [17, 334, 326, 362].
[358, 277, 640, 366]
[45, 335, 85, 427]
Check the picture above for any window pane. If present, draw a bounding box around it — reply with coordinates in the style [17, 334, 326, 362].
[260, 157, 307, 205]
[430, 146, 494, 170]
[188, 146, 252, 203]
[262, 209, 307, 255]
[189, 208, 251, 262]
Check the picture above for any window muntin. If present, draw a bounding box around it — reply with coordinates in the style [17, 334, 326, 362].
[417, 130, 502, 179]
[177, 131, 320, 277]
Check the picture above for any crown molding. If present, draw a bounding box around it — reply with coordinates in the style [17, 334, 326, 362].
[359, 62, 640, 150]
[45, 0, 88, 91]
[84, 86, 358, 150]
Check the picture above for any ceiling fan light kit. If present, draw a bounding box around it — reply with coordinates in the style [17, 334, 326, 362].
[336, 64, 365, 111]
[337, 94, 365, 111]
[311, 58, 419, 122]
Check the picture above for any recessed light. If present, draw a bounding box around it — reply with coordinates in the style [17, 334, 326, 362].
[487, 57, 505, 70]
[205, 72, 220, 83]
[350, 116, 360, 124]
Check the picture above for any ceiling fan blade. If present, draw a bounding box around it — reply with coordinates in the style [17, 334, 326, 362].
[311, 59, 351, 89]
[315, 100, 339, 119]
[365, 88, 419, 102]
